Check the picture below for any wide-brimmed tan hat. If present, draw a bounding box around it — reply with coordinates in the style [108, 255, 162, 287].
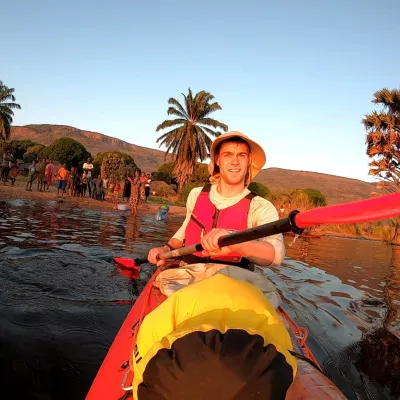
[208, 131, 266, 184]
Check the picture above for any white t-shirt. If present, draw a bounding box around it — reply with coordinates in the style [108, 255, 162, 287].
[172, 184, 285, 266]
[83, 163, 93, 171]
[83, 163, 93, 179]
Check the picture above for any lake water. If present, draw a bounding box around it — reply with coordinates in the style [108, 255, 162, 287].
[0, 198, 399, 399]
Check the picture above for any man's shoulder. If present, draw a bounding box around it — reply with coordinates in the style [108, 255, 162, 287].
[186, 185, 206, 204]
[249, 194, 277, 210]
[189, 186, 205, 195]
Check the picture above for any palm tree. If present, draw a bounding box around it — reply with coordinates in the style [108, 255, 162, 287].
[156, 88, 228, 192]
[0, 80, 21, 141]
[363, 87, 400, 243]
[363, 87, 400, 185]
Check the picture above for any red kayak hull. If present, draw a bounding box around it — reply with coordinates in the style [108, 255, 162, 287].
[86, 271, 166, 399]
[86, 271, 345, 399]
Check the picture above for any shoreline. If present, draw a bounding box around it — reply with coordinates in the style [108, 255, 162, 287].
[0, 180, 187, 219]
[0, 181, 390, 245]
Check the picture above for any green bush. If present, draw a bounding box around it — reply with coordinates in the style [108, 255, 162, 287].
[40, 137, 91, 169]
[248, 182, 272, 199]
[303, 188, 327, 207]
[191, 163, 210, 183]
[155, 162, 209, 186]
[23, 144, 45, 163]
[182, 181, 204, 202]
[154, 162, 176, 184]
[8, 140, 40, 160]
[93, 151, 136, 179]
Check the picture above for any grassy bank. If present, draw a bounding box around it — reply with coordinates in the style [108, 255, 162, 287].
[147, 195, 185, 207]
[323, 219, 396, 242]
[272, 194, 397, 243]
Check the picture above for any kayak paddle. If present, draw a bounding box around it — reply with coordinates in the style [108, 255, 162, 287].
[114, 257, 142, 271]
[115, 191, 400, 271]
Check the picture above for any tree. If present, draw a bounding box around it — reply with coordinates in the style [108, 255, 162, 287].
[23, 144, 45, 163]
[363, 87, 400, 189]
[93, 151, 136, 180]
[155, 162, 209, 185]
[248, 182, 272, 199]
[0, 81, 21, 140]
[271, 189, 315, 212]
[154, 163, 176, 184]
[191, 163, 210, 183]
[156, 88, 228, 193]
[362, 87, 400, 244]
[8, 140, 40, 160]
[40, 137, 91, 169]
[303, 188, 327, 206]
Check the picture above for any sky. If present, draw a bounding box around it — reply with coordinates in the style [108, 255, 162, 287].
[2, 0, 399, 182]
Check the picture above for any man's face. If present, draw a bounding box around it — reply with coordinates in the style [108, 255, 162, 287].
[215, 141, 251, 186]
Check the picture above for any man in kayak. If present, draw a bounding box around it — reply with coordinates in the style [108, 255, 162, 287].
[148, 131, 285, 271]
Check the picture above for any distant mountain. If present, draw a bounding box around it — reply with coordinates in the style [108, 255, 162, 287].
[255, 167, 377, 205]
[11, 124, 378, 205]
[10, 124, 173, 173]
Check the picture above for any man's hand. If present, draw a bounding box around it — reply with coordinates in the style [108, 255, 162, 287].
[201, 228, 238, 257]
[147, 245, 169, 268]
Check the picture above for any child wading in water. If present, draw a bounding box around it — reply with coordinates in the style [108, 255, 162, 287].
[113, 179, 121, 209]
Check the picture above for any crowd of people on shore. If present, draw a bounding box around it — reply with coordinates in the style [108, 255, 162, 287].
[1, 150, 151, 214]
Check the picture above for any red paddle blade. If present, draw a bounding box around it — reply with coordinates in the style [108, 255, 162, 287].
[113, 257, 140, 271]
[296, 192, 400, 228]
[118, 268, 140, 279]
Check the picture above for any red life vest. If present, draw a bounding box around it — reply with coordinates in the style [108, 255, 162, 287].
[182, 185, 257, 269]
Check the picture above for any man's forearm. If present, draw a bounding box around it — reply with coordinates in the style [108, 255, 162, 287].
[234, 240, 275, 266]
[167, 238, 184, 250]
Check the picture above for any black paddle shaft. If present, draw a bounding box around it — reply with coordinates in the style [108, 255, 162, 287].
[158, 211, 303, 261]
[218, 210, 303, 248]
[121, 212, 303, 266]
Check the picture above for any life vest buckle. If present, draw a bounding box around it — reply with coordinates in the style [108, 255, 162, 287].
[121, 369, 133, 391]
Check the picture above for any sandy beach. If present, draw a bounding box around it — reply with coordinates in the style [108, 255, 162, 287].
[0, 180, 187, 219]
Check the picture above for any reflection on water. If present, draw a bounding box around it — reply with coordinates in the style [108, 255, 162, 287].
[0, 198, 399, 399]
[264, 235, 399, 399]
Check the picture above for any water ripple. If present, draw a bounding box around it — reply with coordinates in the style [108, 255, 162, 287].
[0, 198, 399, 399]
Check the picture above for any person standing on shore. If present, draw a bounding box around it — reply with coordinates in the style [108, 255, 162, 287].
[1, 148, 13, 185]
[145, 174, 151, 202]
[56, 163, 68, 198]
[45, 160, 55, 191]
[26, 160, 37, 191]
[81, 171, 88, 197]
[10, 160, 19, 186]
[96, 175, 103, 200]
[102, 175, 109, 201]
[83, 157, 94, 197]
[36, 158, 46, 192]
[123, 170, 131, 202]
[139, 172, 148, 204]
[140, 172, 151, 203]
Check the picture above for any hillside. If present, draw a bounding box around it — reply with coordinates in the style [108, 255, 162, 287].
[11, 124, 378, 205]
[11, 124, 173, 173]
[255, 168, 377, 205]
